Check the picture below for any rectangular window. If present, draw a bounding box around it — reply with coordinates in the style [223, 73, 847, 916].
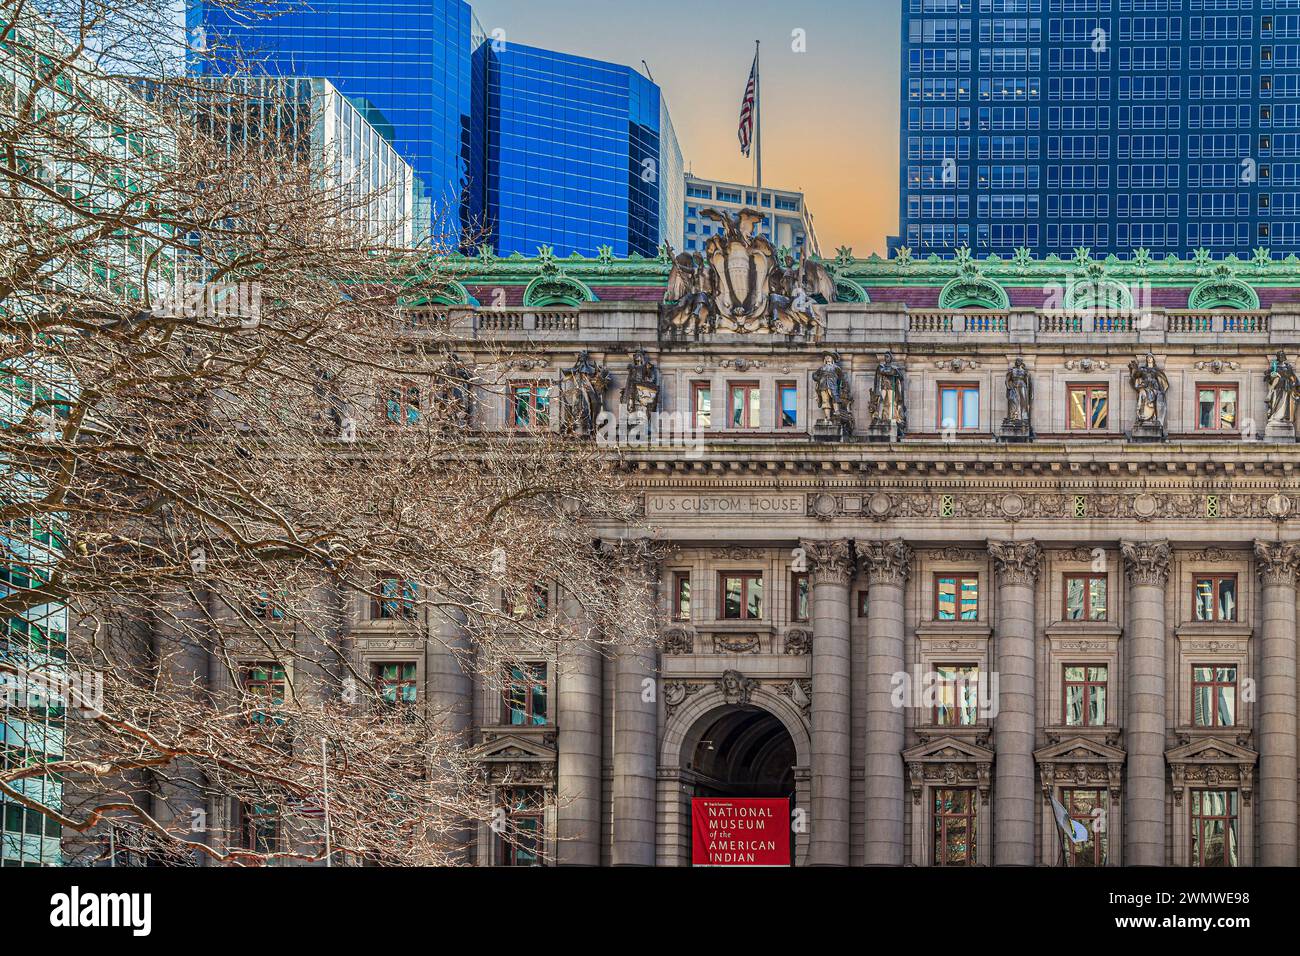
[240, 802, 280, 854]
[1063, 664, 1108, 726]
[503, 663, 548, 725]
[934, 664, 980, 726]
[719, 572, 764, 620]
[935, 573, 979, 620]
[857, 590, 870, 618]
[791, 572, 810, 622]
[933, 787, 977, 866]
[1192, 665, 1237, 727]
[1061, 788, 1106, 866]
[511, 382, 550, 429]
[506, 583, 550, 620]
[383, 381, 421, 425]
[778, 382, 798, 428]
[1190, 790, 1239, 867]
[372, 575, 418, 620]
[240, 662, 286, 725]
[672, 572, 691, 621]
[373, 661, 417, 707]
[692, 382, 712, 430]
[1067, 384, 1109, 430]
[1194, 574, 1238, 621]
[496, 788, 545, 866]
[938, 383, 981, 431]
[728, 382, 761, 429]
[1064, 573, 1107, 621]
[1197, 384, 1238, 431]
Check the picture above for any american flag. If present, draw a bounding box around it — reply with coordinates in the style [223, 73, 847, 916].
[737, 50, 757, 157]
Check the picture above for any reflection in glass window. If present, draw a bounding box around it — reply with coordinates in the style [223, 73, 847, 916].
[1192, 665, 1237, 727]
[1064, 574, 1107, 620]
[1194, 575, 1237, 621]
[1068, 384, 1108, 430]
[935, 574, 979, 620]
[1062, 788, 1106, 866]
[933, 787, 976, 866]
[1064, 665, 1107, 727]
[1191, 790, 1238, 867]
[934, 664, 980, 726]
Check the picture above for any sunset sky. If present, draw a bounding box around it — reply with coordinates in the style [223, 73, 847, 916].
[472, 0, 902, 256]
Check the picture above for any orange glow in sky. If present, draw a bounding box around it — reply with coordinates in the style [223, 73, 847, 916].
[471, 0, 901, 256]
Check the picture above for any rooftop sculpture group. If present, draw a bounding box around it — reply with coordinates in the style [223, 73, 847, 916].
[662, 207, 835, 338]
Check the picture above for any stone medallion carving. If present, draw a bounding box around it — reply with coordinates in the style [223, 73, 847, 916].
[1267, 493, 1293, 519]
[809, 492, 838, 521]
[867, 492, 893, 520]
[662, 627, 694, 655]
[783, 628, 813, 655]
[1132, 493, 1159, 520]
[999, 493, 1025, 518]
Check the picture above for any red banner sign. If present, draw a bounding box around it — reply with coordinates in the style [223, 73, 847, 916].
[691, 797, 791, 866]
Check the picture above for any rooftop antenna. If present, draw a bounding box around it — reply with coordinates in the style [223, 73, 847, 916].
[641, 59, 655, 82]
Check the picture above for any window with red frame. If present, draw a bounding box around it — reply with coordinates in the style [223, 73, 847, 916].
[1192, 665, 1237, 727]
[1190, 790, 1239, 867]
[672, 572, 691, 621]
[496, 788, 545, 866]
[503, 663, 548, 725]
[510, 382, 550, 429]
[371, 575, 418, 620]
[719, 572, 763, 620]
[1061, 788, 1106, 866]
[728, 382, 761, 429]
[374, 661, 418, 708]
[791, 572, 810, 622]
[691, 382, 711, 430]
[1196, 384, 1238, 431]
[933, 788, 976, 866]
[1063, 664, 1107, 726]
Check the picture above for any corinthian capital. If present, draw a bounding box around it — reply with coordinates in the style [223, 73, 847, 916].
[800, 538, 855, 586]
[1254, 540, 1300, 587]
[858, 539, 912, 586]
[1120, 539, 1171, 587]
[987, 539, 1042, 587]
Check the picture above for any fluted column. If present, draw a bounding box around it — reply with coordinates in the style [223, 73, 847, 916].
[859, 539, 912, 866]
[556, 589, 602, 865]
[987, 540, 1042, 866]
[1254, 540, 1299, 866]
[1120, 539, 1171, 866]
[802, 537, 854, 866]
[611, 544, 659, 866]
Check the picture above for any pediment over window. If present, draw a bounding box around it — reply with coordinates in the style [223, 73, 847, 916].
[1187, 266, 1260, 311]
[1165, 737, 1257, 806]
[522, 272, 597, 307]
[833, 276, 870, 303]
[1035, 736, 1126, 796]
[937, 268, 1009, 310]
[903, 735, 994, 806]
[470, 732, 558, 787]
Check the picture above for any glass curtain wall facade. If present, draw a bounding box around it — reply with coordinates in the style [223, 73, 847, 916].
[486, 44, 683, 258]
[189, 0, 486, 245]
[899, 0, 1300, 258]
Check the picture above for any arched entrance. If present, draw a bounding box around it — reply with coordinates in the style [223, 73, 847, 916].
[687, 707, 796, 800]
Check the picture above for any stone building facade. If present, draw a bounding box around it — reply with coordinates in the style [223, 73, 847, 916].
[405, 236, 1300, 867]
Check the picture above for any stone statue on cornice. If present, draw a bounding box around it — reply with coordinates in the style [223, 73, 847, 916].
[868, 351, 907, 439]
[1128, 351, 1169, 440]
[1266, 350, 1300, 434]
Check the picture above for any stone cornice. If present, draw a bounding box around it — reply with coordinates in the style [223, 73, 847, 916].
[800, 538, 854, 586]
[858, 539, 913, 587]
[1253, 540, 1300, 587]
[1120, 539, 1173, 587]
[987, 540, 1043, 587]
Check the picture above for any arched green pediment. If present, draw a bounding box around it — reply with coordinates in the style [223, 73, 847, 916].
[834, 277, 870, 303]
[1188, 268, 1260, 310]
[938, 270, 1009, 310]
[1065, 278, 1133, 312]
[522, 273, 597, 307]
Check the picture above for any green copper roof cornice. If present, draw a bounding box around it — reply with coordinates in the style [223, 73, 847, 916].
[432, 243, 1300, 290]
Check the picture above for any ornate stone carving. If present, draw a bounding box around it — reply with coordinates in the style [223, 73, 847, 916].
[1193, 359, 1241, 374]
[1266, 350, 1300, 433]
[1120, 539, 1172, 586]
[662, 627, 694, 655]
[559, 351, 610, 436]
[1254, 540, 1300, 586]
[1128, 351, 1169, 440]
[715, 669, 759, 706]
[868, 351, 907, 439]
[775, 679, 812, 718]
[712, 632, 761, 654]
[811, 351, 854, 441]
[1166, 738, 1258, 807]
[987, 539, 1042, 586]
[858, 539, 912, 586]
[1001, 358, 1033, 441]
[801, 538, 855, 586]
[660, 209, 832, 337]
[620, 347, 660, 417]
[664, 680, 703, 718]
[783, 627, 813, 655]
[1063, 358, 1109, 371]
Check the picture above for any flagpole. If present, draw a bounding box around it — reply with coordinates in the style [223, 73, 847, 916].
[754, 39, 762, 192]
[321, 736, 332, 867]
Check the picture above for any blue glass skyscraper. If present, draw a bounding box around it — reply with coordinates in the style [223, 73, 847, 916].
[899, 0, 1300, 259]
[486, 43, 683, 258]
[189, 0, 486, 244]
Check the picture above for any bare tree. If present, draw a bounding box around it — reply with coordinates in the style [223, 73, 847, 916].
[0, 0, 656, 866]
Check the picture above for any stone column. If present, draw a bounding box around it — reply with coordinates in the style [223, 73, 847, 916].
[987, 540, 1042, 866]
[1254, 540, 1299, 867]
[1120, 539, 1171, 866]
[556, 590, 602, 865]
[802, 537, 854, 866]
[611, 545, 659, 866]
[428, 595, 474, 862]
[859, 539, 912, 866]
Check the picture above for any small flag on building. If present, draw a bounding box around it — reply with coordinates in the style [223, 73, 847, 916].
[738, 49, 758, 157]
[1050, 793, 1090, 844]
